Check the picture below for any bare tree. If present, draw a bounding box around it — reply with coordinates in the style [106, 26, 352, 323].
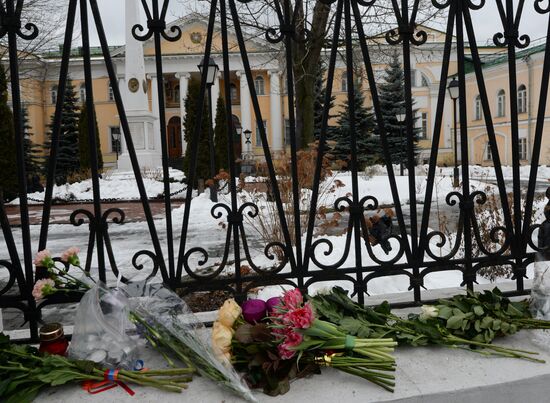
[177, 0, 444, 148]
[0, 0, 66, 81]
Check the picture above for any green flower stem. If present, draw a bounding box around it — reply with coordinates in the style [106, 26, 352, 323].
[444, 336, 545, 363]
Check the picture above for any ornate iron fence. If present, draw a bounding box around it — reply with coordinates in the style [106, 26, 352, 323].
[0, 0, 549, 341]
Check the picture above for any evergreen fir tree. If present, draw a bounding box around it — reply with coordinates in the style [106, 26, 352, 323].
[377, 52, 419, 167]
[213, 96, 229, 172]
[313, 63, 336, 140]
[182, 78, 211, 186]
[0, 65, 18, 201]
[330, 81, 379, 170]
[44, 79, 80, 184]
[78, 103, 103, 172]
[22, 106, 42, 179]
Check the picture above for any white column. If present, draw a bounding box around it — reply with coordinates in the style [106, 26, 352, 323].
[148, 74, 161, 152]
[124, 0, 148, 112]
[176, 72, 190, 151]
[269, 70, 283, 151]
[237, 70, 252, 155]
[211, 71, 220, 120]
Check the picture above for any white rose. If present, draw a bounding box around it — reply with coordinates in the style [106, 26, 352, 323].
[218, 298, 242, 328]
[420, 305, 439, 319]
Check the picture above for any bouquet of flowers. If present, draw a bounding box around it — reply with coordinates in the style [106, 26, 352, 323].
[0, 333, 193, 403]
[310, 286, 550, 362]
[212, 289, 397, 395]
[31, 248, 256, 402]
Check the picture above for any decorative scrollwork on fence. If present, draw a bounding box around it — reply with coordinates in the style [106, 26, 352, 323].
[0, 1, 39, 40]
[132, 0, 181, 42]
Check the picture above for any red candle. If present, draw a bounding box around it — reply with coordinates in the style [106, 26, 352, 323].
[39, 323, 69, 356]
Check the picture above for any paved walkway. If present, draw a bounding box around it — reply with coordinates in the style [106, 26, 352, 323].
[4, 200, 173, 226]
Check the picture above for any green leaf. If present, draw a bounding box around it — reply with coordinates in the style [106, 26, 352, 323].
[480, 316, 493, 329]
[437, 306, 453, 320]
[447, 315, 464, 330]
[473, 305, 484, 316]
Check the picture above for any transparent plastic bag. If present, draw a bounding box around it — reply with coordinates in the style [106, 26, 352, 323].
[530, 256, 550, 320]
[69, 282, 139, 369]
[125, 281, 257, 402]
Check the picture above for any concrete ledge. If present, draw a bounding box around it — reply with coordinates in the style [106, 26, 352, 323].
[36, 329, 550, 403]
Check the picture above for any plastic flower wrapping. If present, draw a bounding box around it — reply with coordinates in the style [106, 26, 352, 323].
[125, 281, 257, 402]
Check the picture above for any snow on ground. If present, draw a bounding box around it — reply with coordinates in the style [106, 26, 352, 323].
[1, 165, 548, 305]
[9, 168, 187, 204]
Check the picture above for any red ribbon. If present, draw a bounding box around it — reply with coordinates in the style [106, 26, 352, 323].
[82, 369, 135, 396]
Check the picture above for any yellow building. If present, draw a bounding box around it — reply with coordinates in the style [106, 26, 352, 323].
[14, 12, 550, 170]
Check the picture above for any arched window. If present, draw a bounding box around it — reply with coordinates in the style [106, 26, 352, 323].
[230, 83, 238, 103]
[108, 82, 114, 101]
[51, 85, 58, 104]
[341, 72, 348, 92]
[518, 84, 527, 114]
[421, 73, 430, 87]
[79, 83, 86, 103]
[254, 75, 265, 96]
[174, 85, 180, 102]
[474, 95, 482, 120]
[496, 89, 506, 117]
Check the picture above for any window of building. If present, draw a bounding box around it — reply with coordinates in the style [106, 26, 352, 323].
[497, 89, 506, 117]
[256, 120, 267, 146]
[254, 75, 265, 96]
[341, 72, 348, 92]
[174, 85, 180, 102]
[165, 82, 173, 100]
[421, 73, 429, 87]
[108, 82, 114, 101]
[50, 85, 58, 104]
[79, 83, 86, 103]
[230, 83, 238, 103]
[420, 112, 428, 139]
[485, 142, 492, 161]
[519, 137, 528, 160]
[284, 119, 291, 145]
[474, 95, 482, 120]
[410, 69, 417, 87]
[110, 126, 122, 154]
[518, 84, 527, 114]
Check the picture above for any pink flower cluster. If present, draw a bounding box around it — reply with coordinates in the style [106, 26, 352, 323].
[271, 289, 315, 360]
[32, 278, 55, 300]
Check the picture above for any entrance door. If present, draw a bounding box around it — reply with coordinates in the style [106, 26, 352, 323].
[167, 116, 182, 158]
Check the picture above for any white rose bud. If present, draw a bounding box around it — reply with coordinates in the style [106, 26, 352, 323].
[211, 321, 234, 355]
[420, 305, 439, 319]
[217, 298, 242, 328]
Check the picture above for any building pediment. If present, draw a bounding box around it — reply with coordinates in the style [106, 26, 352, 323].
[113, 12, 277, 58]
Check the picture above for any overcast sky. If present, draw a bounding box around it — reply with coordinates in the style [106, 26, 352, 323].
[87, 1, 547, 48]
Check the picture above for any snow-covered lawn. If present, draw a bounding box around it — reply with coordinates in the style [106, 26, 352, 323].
[1, 164, 548, 303]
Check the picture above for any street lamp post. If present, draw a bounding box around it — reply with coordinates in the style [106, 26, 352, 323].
[447, 77, 460, 188]
[199, 57, 219, 202]
[396, 109, 406, 176]
[242, 129, 253, 174]
[112, 131, 121, 169]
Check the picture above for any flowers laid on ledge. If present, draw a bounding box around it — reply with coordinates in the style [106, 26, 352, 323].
[213, 286, 550, 397]
[15, 247, 550, 401]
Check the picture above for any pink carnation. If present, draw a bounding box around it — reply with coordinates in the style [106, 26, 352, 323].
[33, 249, 53, 267]
[278, 342, 296, 360]
[32, 279, 56, 300]
[283, 302, 314, 329]
[284, 329, 303, 347]
[282, 288, 303, 309]
[61, 247, 80, 265]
